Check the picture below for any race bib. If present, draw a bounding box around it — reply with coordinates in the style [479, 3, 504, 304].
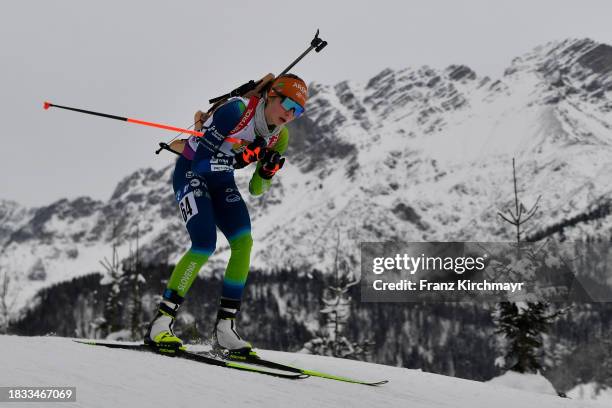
[209, 155, 234, 172]
[178, 191, 198, 224]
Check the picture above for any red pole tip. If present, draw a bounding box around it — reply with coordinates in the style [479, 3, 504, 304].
[43, 101, 51, 110]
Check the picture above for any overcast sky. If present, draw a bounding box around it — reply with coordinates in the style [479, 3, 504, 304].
[2, 0, 612, 207]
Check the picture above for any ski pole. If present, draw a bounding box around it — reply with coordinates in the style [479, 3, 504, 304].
[43, 101, 205, 137]
[208, 29, 328, 104]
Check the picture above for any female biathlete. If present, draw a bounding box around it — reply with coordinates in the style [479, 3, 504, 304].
[144, 74, 308, 356]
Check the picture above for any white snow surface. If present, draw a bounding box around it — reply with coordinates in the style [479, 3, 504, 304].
[567, 382, 612, 403]
[0, 335, 607, 408]
[487, 371, 558, 396]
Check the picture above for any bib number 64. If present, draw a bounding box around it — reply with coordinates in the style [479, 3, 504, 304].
[179, 191, 198, 224]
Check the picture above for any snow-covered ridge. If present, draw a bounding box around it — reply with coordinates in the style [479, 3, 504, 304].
[1, 38, 611, 312]
[0, 335, 606, 408]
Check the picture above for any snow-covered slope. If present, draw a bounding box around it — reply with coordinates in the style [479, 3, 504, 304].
[487, 371, 558, 396]
[0, 335, 606, 408]
[567, 382, 612, 404]
[1, 38, 612, 312]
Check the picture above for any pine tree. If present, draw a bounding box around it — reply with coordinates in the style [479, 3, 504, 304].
[596, 337, 612, 392]
[0, 269, 16, 334]
[494, 158, 566, 373]
[302, 230, 373, 359]
[99, 220, 125, 337]
[126, 225, 145, 340]
[494, 301, 561, 372]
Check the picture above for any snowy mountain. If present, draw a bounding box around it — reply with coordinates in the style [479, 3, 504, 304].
[1, 38, 612, 313]
[0, 335, 607, 408]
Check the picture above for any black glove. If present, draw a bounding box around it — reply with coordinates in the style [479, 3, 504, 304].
[233, 137, 267, 169]
[258, 149, 285, 179]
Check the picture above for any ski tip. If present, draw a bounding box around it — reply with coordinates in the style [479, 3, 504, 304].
[369, 380, 389, 386]
[72, 339, 96, 345]
[43, 101, 51, 110]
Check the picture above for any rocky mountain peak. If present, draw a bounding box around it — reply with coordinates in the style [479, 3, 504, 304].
[576, 43, 612, 76]
[110, 167, 171, 201]
[505, 39, 612, 83]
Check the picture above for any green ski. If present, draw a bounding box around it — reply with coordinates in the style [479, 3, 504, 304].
[226, 352, 388, 386]
[73, 340, 308, 380]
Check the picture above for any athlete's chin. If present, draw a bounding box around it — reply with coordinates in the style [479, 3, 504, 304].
[280, 116, 294, 125]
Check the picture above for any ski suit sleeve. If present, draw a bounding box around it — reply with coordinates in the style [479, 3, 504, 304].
[249, 127, 289, 196]
[191, 100, 246, 176]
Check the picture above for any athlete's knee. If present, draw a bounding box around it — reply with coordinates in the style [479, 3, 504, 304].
[229, 232, 253, 252]
[190, 245, 215, 258]
[188, 226, 216, 254]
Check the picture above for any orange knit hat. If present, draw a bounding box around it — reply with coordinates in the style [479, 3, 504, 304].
[268, 75, 308, 108]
